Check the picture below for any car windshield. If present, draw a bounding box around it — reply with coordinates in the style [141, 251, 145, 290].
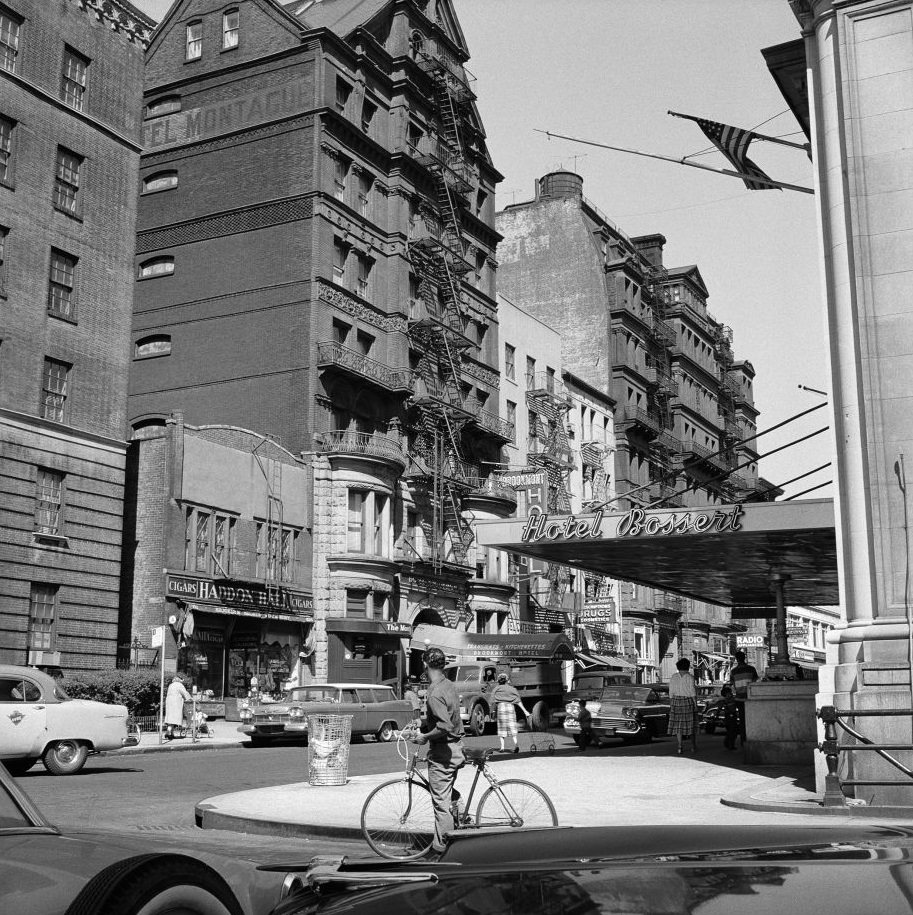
[287, 688, 338, 702]
[596, 687, 657, 702]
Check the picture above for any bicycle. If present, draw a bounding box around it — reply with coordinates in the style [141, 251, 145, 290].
[360, 729, 558, 859]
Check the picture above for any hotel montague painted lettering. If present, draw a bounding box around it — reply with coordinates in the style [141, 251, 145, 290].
[520, 504, 744, 543]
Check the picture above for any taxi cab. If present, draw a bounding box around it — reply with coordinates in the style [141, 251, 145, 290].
[0, 664, 138, 775]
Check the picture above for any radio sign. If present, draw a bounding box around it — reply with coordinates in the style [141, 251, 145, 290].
[737, 635, 767, 647]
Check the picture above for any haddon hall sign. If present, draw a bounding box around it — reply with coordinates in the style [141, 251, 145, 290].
[166, 574, 313, 615]
[520, 504, 744, 543]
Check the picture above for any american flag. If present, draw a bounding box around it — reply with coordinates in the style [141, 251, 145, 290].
[694, 118, 777, 191]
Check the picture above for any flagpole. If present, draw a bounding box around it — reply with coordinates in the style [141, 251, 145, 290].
[667, 110, 810, 153]
[534, 129, 814, 194]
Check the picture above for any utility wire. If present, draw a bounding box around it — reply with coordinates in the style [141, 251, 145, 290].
[784, 480, 833, 501]
[735, 462, 832, 504]
[592, 401, 829, 512]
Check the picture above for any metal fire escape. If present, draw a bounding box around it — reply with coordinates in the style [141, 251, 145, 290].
[406, 37, 479, 573]
[643, 263, 681, 506]
[526, 373, 575, 613]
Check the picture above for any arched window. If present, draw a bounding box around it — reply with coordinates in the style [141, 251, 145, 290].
[138, 256, 175, 279]
[145, 96, 181, 119]
[409, 30, 424, 58]
[142, 171, 178, 193]
[134, 334, 172, 359]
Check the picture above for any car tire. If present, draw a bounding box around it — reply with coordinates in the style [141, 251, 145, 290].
[43, 740, 89, 775]
[65, 854, 243, 915]
[376, 721, 397, 742]
[2, 757, 38, 776]
[531, 701, 550, 732]
[468, 703, 487, 737]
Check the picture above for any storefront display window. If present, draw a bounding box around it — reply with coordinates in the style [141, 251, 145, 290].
[177, 627, 224, 696]
[227, 631, 298, 699]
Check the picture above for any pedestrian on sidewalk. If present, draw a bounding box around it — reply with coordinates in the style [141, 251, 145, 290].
[729, 650, 759, 747]
[403, 676, 423, 725]
[409, 646, 465, 856]
[719, 686, 740, 750]
[490, 673, 531, 754]
[574, 698, 594, 751]
[668, 658, 698, 755]
[164, 675, 191, 739]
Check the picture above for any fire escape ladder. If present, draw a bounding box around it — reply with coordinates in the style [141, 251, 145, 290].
[253, 443, 285, 593]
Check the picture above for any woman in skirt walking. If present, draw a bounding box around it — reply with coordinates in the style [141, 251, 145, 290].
[490, 674, 530, 754]
[668, 657, 698, 755]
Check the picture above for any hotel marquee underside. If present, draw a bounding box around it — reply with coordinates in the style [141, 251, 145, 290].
[474, 499, 839, 614]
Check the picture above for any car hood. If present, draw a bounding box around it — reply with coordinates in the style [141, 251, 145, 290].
[274, 825, 913, 915]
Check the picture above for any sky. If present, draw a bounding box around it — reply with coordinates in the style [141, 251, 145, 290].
[133, 0, 833, 500]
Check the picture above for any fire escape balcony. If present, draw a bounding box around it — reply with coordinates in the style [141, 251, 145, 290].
[616, 407, 661, 439]
[463, 396, 514, 442]
[462, 475, 518, 516]
[317, 342, 413, 394]
[411, 376, 474, 417]
[408, 232, 473, 276]
[677, 440, 729, 474]
[315, 431, 407, 473]
[648, 314, 676, 347]
[414, 139, 474, 198]
[651, 429, 681, 454]
[407, 299, 474, 348]
[525, 373, 573, 410]
[580, 441, 606, 468]
[416, 45, 477, 105]
[644, 364, 679, 397]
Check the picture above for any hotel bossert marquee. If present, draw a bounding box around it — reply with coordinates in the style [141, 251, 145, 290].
[475, 499, 839, 653]
[164, 572, 313, 713]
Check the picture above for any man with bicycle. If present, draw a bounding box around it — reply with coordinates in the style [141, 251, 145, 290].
[409, 646, 464, 855]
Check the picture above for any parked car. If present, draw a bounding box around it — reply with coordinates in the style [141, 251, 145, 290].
[563, 685, 670, 744]
[554, 667, 634, 726]
[0, 664, 139, 776]
[700, 696, 729, 733]
[269, 822, 913, 915]
[238, 683, 413, 745]
[0, 762, 282, 914]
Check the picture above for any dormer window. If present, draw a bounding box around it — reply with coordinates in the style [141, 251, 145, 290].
[222, 10, 239, 49]
[138, 256, 175, 279]
[142, 170, 178, 194]
[145, 96, 181, 119]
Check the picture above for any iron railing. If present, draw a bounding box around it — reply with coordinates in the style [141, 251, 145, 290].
[317, 342, 413, 393]
[315, 431, 407, 466]
[818, 705, 913, 806]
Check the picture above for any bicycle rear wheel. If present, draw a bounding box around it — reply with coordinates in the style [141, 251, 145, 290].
[361, 778, 436, 859]
[475, 779, 558, 829]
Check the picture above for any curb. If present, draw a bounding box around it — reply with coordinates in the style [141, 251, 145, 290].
[194, 802, 364, 841]
[100, 740, 248, 757]
[720, 777, 913, 819]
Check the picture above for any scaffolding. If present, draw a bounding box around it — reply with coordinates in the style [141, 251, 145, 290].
[405, 36, 480, 573]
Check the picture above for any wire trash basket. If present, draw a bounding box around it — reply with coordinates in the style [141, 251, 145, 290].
[307, 714, 353, 786]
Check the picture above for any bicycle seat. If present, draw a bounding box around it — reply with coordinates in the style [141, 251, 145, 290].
[463, 747, 497, 763]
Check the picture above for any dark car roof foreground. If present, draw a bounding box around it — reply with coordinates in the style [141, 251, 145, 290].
[268, 824, 913, 915]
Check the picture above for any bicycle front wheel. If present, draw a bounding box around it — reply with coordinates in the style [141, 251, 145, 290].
[475, 779, 558, 829]
[361, 778, 436, 859]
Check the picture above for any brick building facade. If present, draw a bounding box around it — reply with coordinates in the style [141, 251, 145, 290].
[126, 0, 509, 689]
[496, 172, 774, 683]
[0, 0, 151, 672]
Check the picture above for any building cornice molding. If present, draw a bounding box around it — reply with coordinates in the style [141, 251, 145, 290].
[0, 408, 127, 453]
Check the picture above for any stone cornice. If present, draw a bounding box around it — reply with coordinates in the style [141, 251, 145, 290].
[72, 0, 154, 48]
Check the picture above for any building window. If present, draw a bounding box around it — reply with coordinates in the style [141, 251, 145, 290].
[346, 589, 368, 617]
[254, 521, 266, 577]
[332, 319, 349, 345]
[0, 114, 14, 183]
[48, 250, 77, 320]
[355, 253, 372, 299]
[506, 400, 516, 441]
[35, 468, 64, 536]
[332, 238, 348, 285]
[0, 7, 21, 73]
[134, 334, 172, 359]
[195, 509, 211, 571]
[355, 329, 373, 355]
[53, 148, 82, 215]
[475, 188, 487, 218]
[0, 225, 7, 297]
[347, 490, 367, 551]
[526, 356, 536, 389]
[212, 514, 237, 575]
[407, 121, 423, 154]
[357, 171, 372, 218]
[145, 96, 181, 119]
[138, 256, 175, 279]
[504, 343, 515, 381]
[333, 157, 347, 201]
[142, 170, 178, 193]
[61, 47, 89, 111]
[222, 9, 239, 49]
[347, 489, 390, 556]
[41, 358, 70, 422]
[335, 77, 351, 114]
[373, 493, 388, 554]
[545, 366, 555, 394]
[28, 584, 57, 652]
[186, 21, 202, 60]
[280, 528, 297, 581]
[361, 99, 376, 134]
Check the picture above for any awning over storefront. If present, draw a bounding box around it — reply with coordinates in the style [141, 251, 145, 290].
[410, 623, 575, 661]
[474, 499, 838, 610]
[325, 618, 413, 637]
[576, 651, 637, 670]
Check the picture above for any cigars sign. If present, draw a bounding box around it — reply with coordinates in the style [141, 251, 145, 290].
[520, 504, 744, 543]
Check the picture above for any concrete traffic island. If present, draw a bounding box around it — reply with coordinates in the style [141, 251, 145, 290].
[191, 746, 913, 841]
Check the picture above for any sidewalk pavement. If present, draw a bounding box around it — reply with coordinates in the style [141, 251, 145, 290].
[120, 723, 913, 839]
